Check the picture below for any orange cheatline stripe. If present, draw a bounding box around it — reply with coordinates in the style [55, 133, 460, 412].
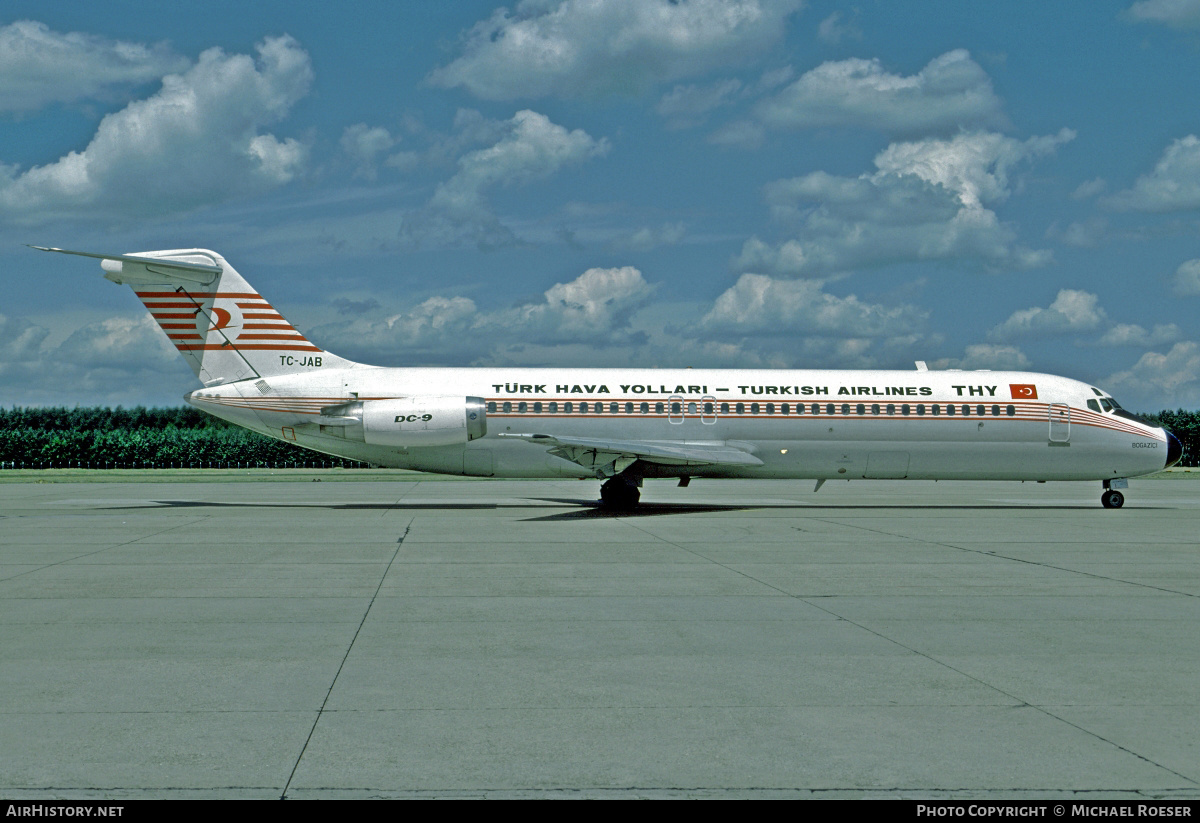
[168, 334, 202, 340]
[143, 302, 197, 309]
[136, 292, 261, 299]
[236, 333, 310, 340]
[152, 312, 199, 319]
[235, 301, 271, 308]
[242, 323, 297, 330]
[242, 312, 284, 319]
[175, 343, 322, 351]
[160, 323, 197, 330]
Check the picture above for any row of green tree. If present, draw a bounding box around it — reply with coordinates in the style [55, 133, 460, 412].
[0, 406, 365, 468]
[1, 405, 1196, 468]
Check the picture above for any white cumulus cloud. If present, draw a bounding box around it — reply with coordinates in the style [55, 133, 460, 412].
[1126, 0, 1200, 29]
[0, 20, 189, 113]
[401, 109, 609, 249]
[701, 273, 927, 337]
[735, 130, 1071, 277]
[1105, 341, 1200, 408]
[1096, 323, 1182, 347]
[1172, 259, 1200, 295]
[428, 0, 803, 100]
[989, 289, 1107, 341]
[0, 35, 313, 223]
[754, 50, 1004, 136]
[1107, 135, 1200, 212]
[931, 344, 1031, 371]
[313, 265, 654, 363]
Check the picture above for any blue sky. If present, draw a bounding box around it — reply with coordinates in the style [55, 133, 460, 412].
[2, 0, 1199, 410]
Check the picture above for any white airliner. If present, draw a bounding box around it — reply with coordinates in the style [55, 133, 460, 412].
[34, 246, 1182, 508]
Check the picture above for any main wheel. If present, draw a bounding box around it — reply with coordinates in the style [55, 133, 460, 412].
[1100, 489, 1124, 509]
[600, 477, 641, 509]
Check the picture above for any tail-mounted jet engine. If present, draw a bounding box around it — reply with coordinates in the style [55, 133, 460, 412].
[319, 396, 486, 447]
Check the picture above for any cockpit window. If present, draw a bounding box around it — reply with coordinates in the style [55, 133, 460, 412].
[1091, 388, 1103, 396]
[1087, 399, 1101, 413]
[1099, 398, 1113, 412]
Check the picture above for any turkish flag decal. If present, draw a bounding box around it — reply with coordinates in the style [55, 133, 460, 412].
[1010, 384, 1038, 399]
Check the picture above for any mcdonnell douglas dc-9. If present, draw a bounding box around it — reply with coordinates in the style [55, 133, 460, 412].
[34, 246, 1183, 509]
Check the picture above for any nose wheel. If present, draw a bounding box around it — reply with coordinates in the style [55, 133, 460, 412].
[1100, 489, 1124, 509]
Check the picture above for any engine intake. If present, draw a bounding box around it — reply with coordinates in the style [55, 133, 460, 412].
[320, 396, 486, 448]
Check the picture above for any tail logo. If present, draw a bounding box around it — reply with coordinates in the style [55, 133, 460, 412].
[210, 307, 234, 331]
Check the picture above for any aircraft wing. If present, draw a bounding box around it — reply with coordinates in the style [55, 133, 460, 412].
[498, 432, 762, 475]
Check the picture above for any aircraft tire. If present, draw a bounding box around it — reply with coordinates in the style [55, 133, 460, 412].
[1101, 489, 1124, 509]
[600, 477, 641, 509]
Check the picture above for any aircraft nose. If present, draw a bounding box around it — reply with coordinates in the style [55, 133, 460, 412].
[1163, 428, 1183, 469]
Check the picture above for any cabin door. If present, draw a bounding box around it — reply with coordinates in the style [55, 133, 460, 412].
[1048, 403, 1071, 443]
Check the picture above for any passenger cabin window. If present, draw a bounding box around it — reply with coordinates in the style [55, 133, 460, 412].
[564, 402, 573, 413]
[825, 403, 835, 415]
[991, 405, 1000, 416]
[841, 404, 850, 416]
[625, 402, 633, 414]
[580, 402, 589, 413]
[721, 402, 730, 414]
[656, 402, 664, 414]
[688, 402, 697, 414]
[976, 405, 985, 416]
[886, 404, 895, 415]
[811, 403, 819, 415]
[947, 404, 955, 416]
[751, 403, 759, 414]
[611, 402, 619, 414]
[487, 401, 497, 413]
[736, 403, 745, 414]
[931, 404, 940, 415]
[901, 404, 910, 416]
[916, 404, 925, 416]
[549, 402, 558, 413]
[871, 404, 880, 415]
[503, 401, 512, 413]
[518, 401, 527, 413]
[1006, 405, 1015, 416]
[641, 402, 649, 414]
[595, 402, 603, 415]
[856, 404, 864, 415]
[766, 403, 774, 415]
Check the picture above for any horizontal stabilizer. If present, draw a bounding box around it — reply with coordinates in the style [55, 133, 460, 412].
[28, 246, 221, 285]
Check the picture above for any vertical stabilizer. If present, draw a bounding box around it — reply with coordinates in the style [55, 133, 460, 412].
[32, 246, 355, 385]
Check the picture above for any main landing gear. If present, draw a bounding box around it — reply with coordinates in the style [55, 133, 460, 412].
[600, 474, 641, 509]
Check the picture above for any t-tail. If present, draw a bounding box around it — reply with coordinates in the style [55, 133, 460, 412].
[30, 246, 354, 386]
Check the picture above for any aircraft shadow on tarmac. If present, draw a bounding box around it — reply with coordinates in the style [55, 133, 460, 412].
[99, 498, 1127, 518]
[105, 499, 759, 518]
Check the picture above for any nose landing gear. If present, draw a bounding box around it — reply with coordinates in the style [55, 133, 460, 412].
[1101, 478, 1127, 509]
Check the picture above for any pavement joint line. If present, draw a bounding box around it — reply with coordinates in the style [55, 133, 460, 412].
[809, 517, 1199, 599]
[280, 517, 413, 800]
[0, 516, 210, 585]
[617, 517, 1200, 789]
[383, 479, 422, 517]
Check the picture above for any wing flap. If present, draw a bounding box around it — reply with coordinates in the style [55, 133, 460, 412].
[499, 432, 763, 473]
